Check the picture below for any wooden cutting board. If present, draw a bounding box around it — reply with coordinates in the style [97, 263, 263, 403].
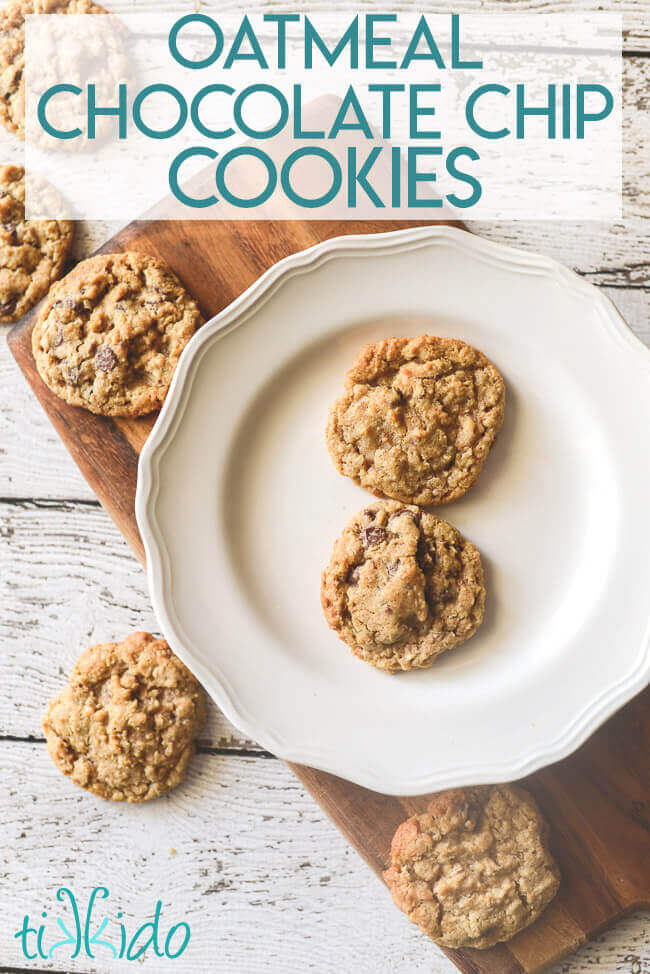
[8, 217, 650, 974]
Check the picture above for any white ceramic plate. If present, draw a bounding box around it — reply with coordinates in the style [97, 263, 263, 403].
[136, 226, 650, 795]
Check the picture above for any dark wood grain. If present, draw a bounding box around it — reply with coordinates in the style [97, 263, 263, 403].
[8, 217, 650, 974]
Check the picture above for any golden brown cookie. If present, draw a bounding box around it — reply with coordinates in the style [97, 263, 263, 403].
[0, 163, 73, 321]
[321, 500, 485, 672]
[326, 335, 505, 505]
[43, 632, 207, 802]
[32, 251, 203, 416]
[384, 785, 560, 949]
[0, 0, 106, 139]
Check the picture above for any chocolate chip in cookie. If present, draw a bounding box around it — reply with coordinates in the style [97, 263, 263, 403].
[321, 499, 485, 672]
[0, 164, 73, 322]
[94, 344, 118, 372]
[32, 251, 203, 416]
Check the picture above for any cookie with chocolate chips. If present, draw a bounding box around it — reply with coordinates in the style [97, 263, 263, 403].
[0, 163, 73, 322]
[326, 335, 505, 505]
[32, 251, 203, 416]
[321, 499, 485, 672]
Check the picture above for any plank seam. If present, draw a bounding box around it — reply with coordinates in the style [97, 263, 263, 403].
[0, 497, 101, 508]
[197, 745, 275, 758]
[583, 282, 650, 291]
[0, 734, 44, 744]
[0, 735, 275, 759]
[0, 967, 80, 974]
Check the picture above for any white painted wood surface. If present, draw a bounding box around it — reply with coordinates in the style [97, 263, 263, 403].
[1, 0, 649, 970]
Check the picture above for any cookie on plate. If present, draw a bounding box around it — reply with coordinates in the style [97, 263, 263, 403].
[384, 785, 560, 949]
[326, 335, 505, 505]
[321, 500, 485, 672]
[0, 0, 106, 139]
[32, 251, 203, 416]
[43, 632, 207, 802]
[0, 163, 73, 321]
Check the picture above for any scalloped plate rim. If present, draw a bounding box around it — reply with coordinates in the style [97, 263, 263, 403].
[135, 225, 650, 795]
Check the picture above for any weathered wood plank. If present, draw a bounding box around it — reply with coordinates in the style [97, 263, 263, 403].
[622, 57, 650, 218]
[471, 217, 650, 287]
[92, 0, 650, 53]
[0, 741, 648, 974]
[0, 0, 647, 50]
[2, 346, 97, 499]
[0, 498, 258, 749]
[0, 742, 442, 973]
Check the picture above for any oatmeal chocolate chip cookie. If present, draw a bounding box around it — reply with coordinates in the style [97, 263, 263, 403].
[43, 632, 207, 803]
[321, 499, 485, 672]
[326, 335, 505, 506]
[384, 785, 560, 949]
[0, 164, 73, 321]
[0, 0, 106, 139]
[32, 251, 204, 416]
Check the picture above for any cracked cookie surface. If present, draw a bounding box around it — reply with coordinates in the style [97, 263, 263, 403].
[0, 163, 73, 321]
[0, 0, 106, 139]
[326, 335, 505, 505]
[321, 499, 485, 672]
[32, 250, 203, 416]
[43, 632, 207, 802]
[384, 785, 560, 949]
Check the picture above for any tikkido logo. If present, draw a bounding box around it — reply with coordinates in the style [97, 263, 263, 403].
[14, 887, 191, 962]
